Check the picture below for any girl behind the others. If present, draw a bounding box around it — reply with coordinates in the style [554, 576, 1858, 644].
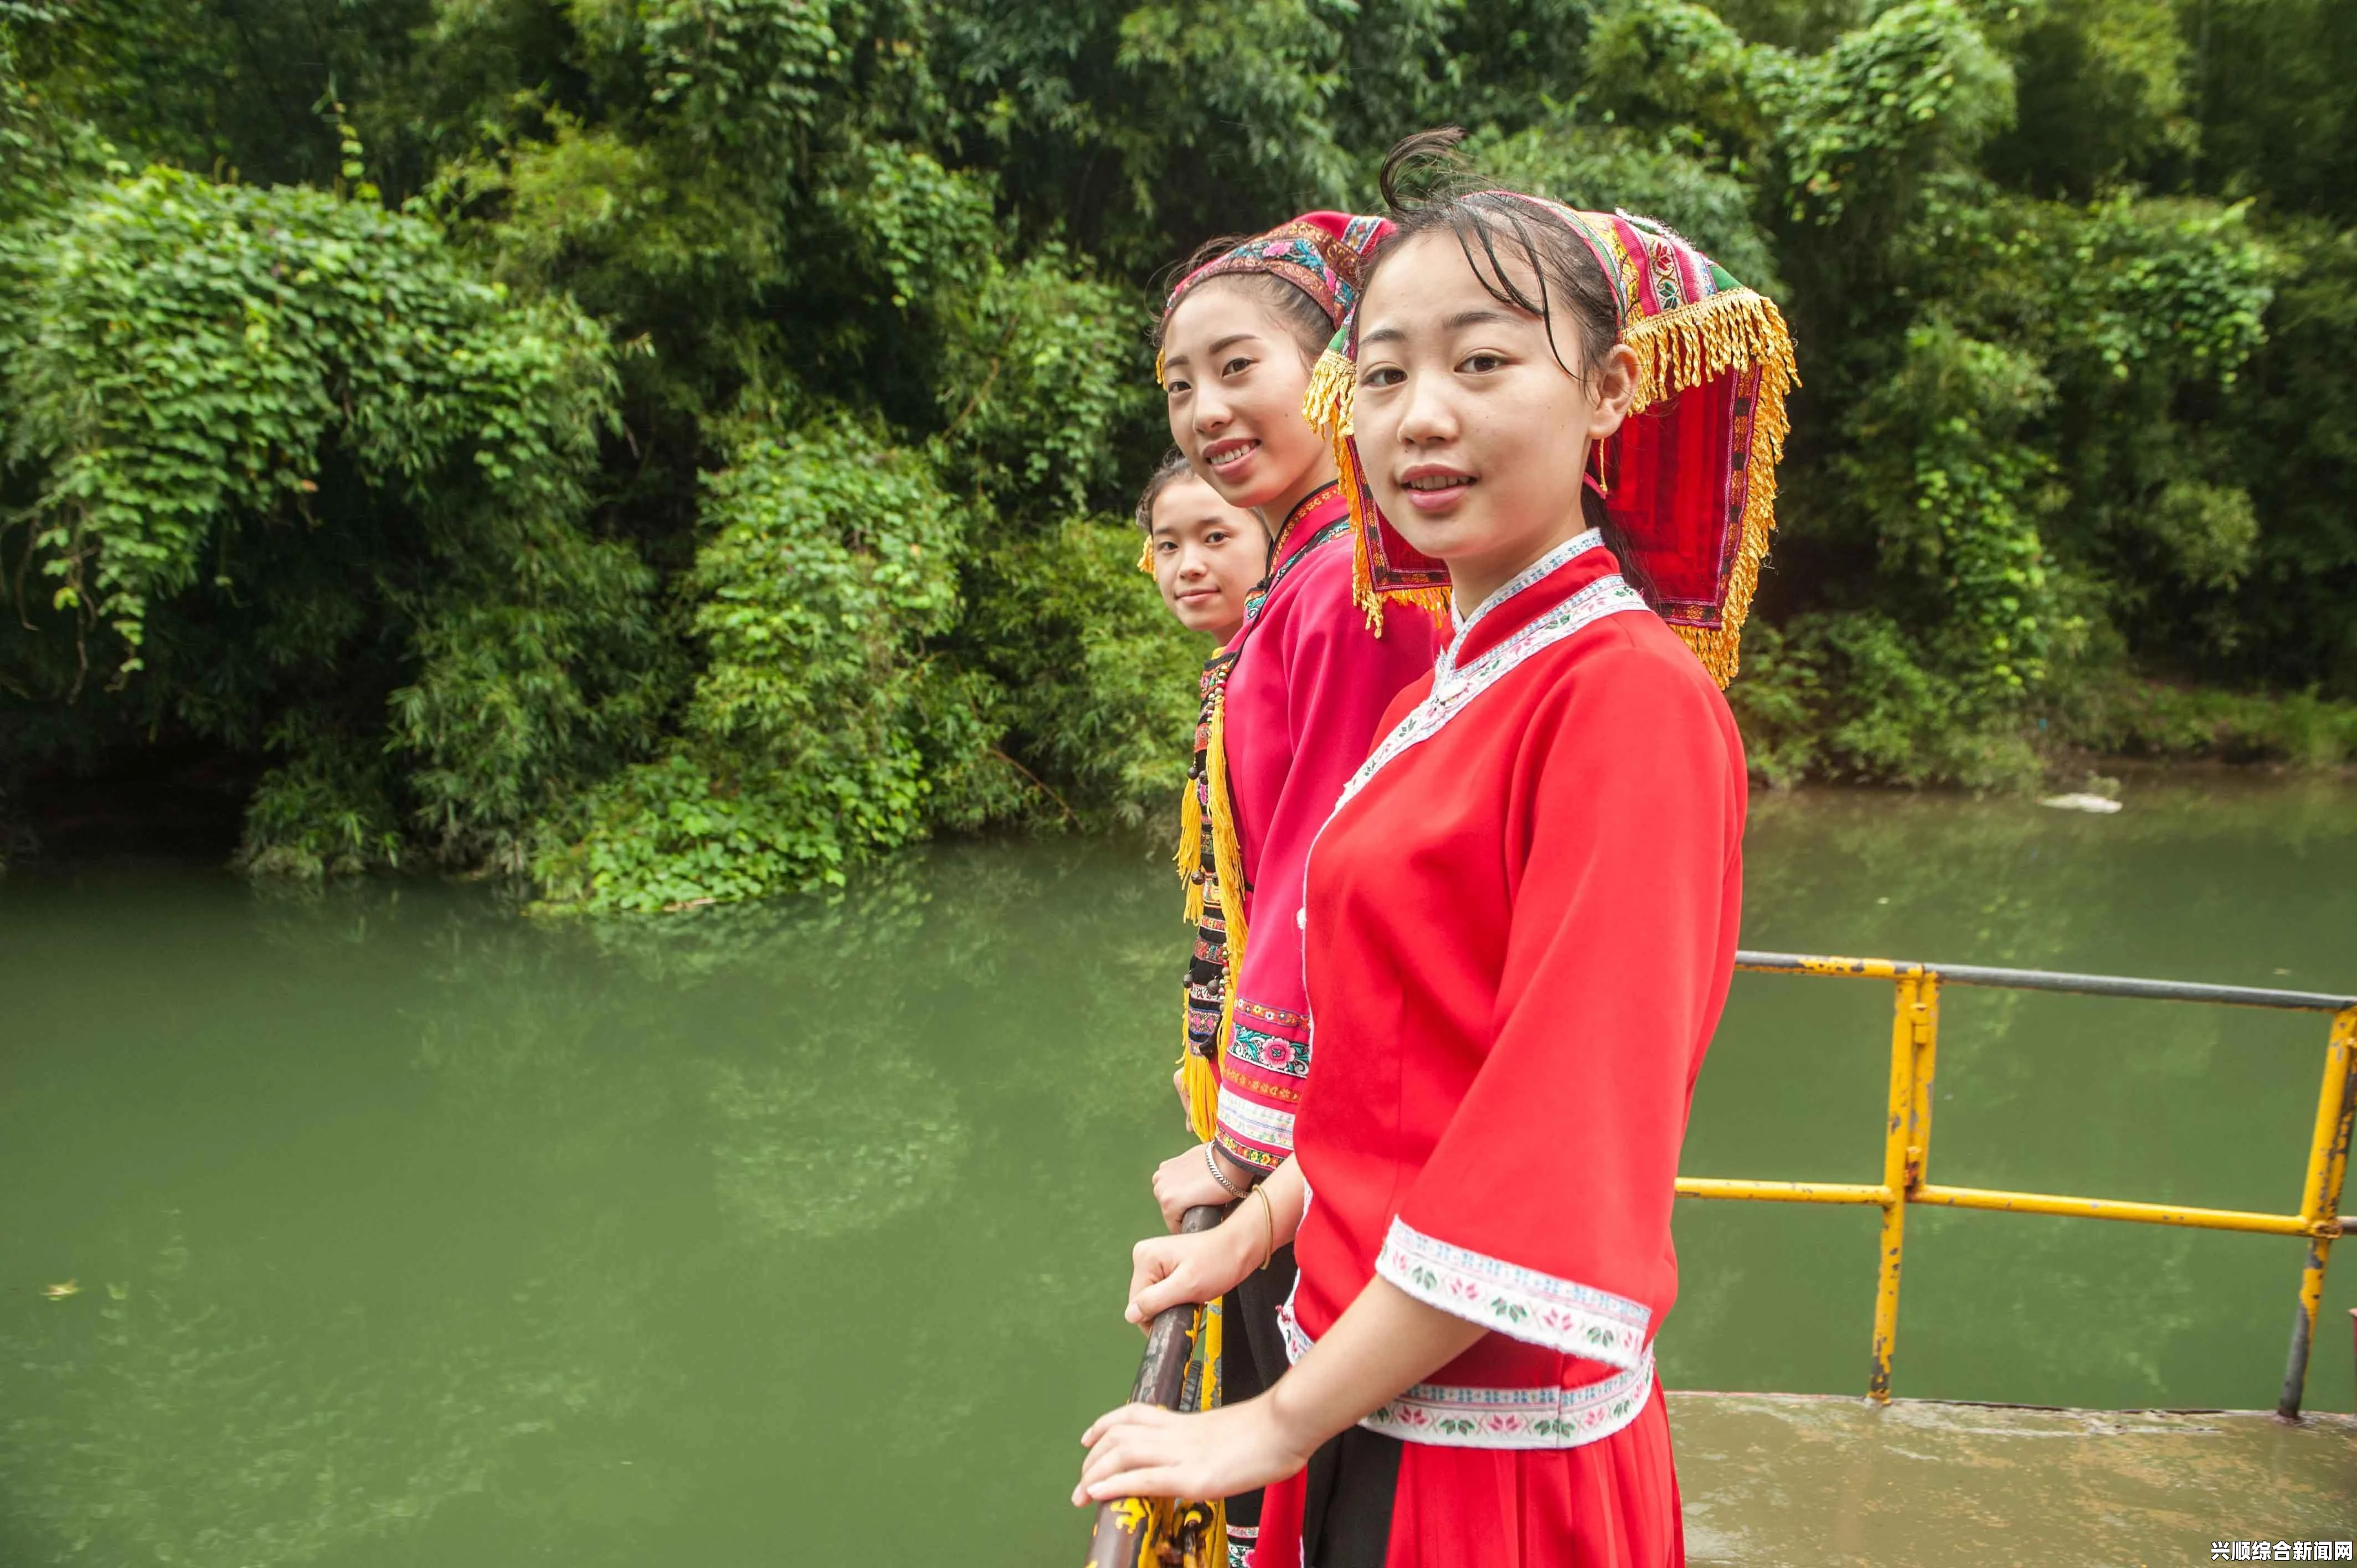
[1078, 131, 1796, 1568]
[1138, 450, 1269, 646]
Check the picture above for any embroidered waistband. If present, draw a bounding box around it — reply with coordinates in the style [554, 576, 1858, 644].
[1277, 1298, 1656, 1451]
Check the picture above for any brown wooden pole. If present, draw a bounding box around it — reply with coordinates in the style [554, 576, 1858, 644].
[1084, 1203, 1227, 1568]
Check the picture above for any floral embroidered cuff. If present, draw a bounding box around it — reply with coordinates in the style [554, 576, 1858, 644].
[1280, 1290, 1656, 1450]
[1376, 1218, 1651, 1369]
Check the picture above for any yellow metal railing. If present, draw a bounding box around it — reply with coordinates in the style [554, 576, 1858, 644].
[1681, 952, 2357, 1417]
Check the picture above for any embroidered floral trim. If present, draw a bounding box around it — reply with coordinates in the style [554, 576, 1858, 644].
[1278, 1295, 1655, 1451]
[1362, 1354, 1654, 1450]
[1376, 1219, 1651, 1368]
[1446, 530, 1603, 649]
[1243, 512, 1350, 629]
[1214, 1137, 1287, 1171]
[1335, 571, 1648, 815]
[1236, 998, 1310, 1031]
[1228, 1022, 1309, 1079]
[1214, 1094, 1296, 1164]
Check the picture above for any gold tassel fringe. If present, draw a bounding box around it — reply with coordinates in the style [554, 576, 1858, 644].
[1338, 429, 1384, 633]
[1196, 1302, 1229, 1565]
[1205, 690, 1249, 1089]
[1301, 345, 1356, 442]
[1181, 1046, 1221, 1148]
[1174, 768, 1204, 909]
[1333, 428, 1450, 635]
[1169, 688, 1246, 1147]
[1109, 1495, 1222, 1568]
[1108, 1247, 1231, 1560]
[1622, 287, 1795, 417]
[1623, 288, 1799, 688]
[1175, 742, 1214, 1142]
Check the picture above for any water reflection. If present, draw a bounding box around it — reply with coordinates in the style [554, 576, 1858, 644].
[0, 1223, 654, 1567]
[1, 783, 2353, 1564]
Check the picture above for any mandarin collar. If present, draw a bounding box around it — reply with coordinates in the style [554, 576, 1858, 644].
[1439, 530, 1604, 678]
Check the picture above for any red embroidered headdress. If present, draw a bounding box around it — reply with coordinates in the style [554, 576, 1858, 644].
[1303, 200, 1798, 686]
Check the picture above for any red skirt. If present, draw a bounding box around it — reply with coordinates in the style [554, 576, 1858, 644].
[1250, 1379, 1683, 1568]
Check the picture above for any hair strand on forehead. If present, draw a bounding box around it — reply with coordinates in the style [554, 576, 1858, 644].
[1362, 127, 1654, 606]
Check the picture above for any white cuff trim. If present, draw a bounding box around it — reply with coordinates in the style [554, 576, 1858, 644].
[1376, 1218, 1651, 1369]
[1279, 1290, 1655, 1450]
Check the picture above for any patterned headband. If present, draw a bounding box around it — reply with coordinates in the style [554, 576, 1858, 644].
[1158, 212, 1393, 383]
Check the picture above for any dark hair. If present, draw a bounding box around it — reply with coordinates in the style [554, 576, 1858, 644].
[1133, 448, 1200, 535]
[1365, 128, 1653, 602]
[1152, 234, 1335, 367]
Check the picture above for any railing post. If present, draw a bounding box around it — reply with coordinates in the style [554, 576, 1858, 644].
[2279, 1007, 2357, 1419]
[1907, 976, 1941, 1193]
[1869, 972, 1928, 1401]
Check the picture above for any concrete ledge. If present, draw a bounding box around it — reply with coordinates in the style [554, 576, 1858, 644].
[1671, 1391, 2357, 1566]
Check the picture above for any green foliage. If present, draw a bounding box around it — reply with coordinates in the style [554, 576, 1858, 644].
[2, 0, 2355, 901]
[1765, 0, 2014, 229]
[960, 514, 1206, 827]
[1731, 610, 2045, 788]
[1987, 0, 2190, 199]
[535, 415, 981, 911]
[237, 718, 405, 876]
[640, 0, 850, 159]
[1476, 116, 1781, 292]
[1585, 0, 1766, 149]
[0, 161, 667, 870]
[2219, 220, 2357, 690]
[1835, 316, 2059, 705]
[2062, 676, 2357, 768]
[1112, 0, 1354, 215]
[933, 249, 1155, 511]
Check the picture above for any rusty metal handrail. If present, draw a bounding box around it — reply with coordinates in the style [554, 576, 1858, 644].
[1679, 950, 2357, 1418]
[1085, 1204, 1225, 1567]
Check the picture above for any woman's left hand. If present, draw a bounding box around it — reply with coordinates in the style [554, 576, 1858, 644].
[1071, 1396, 1315, 1508]
[1151, 1142, 1237, 1232]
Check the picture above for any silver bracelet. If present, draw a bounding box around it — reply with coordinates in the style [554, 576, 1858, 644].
[1203, 1141, 1251, 1200]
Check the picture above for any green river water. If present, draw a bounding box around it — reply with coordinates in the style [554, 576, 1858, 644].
[3, 778, 2355, 1565]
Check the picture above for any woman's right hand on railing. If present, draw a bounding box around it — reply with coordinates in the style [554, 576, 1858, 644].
[1124, 1218, 1260, 1331]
